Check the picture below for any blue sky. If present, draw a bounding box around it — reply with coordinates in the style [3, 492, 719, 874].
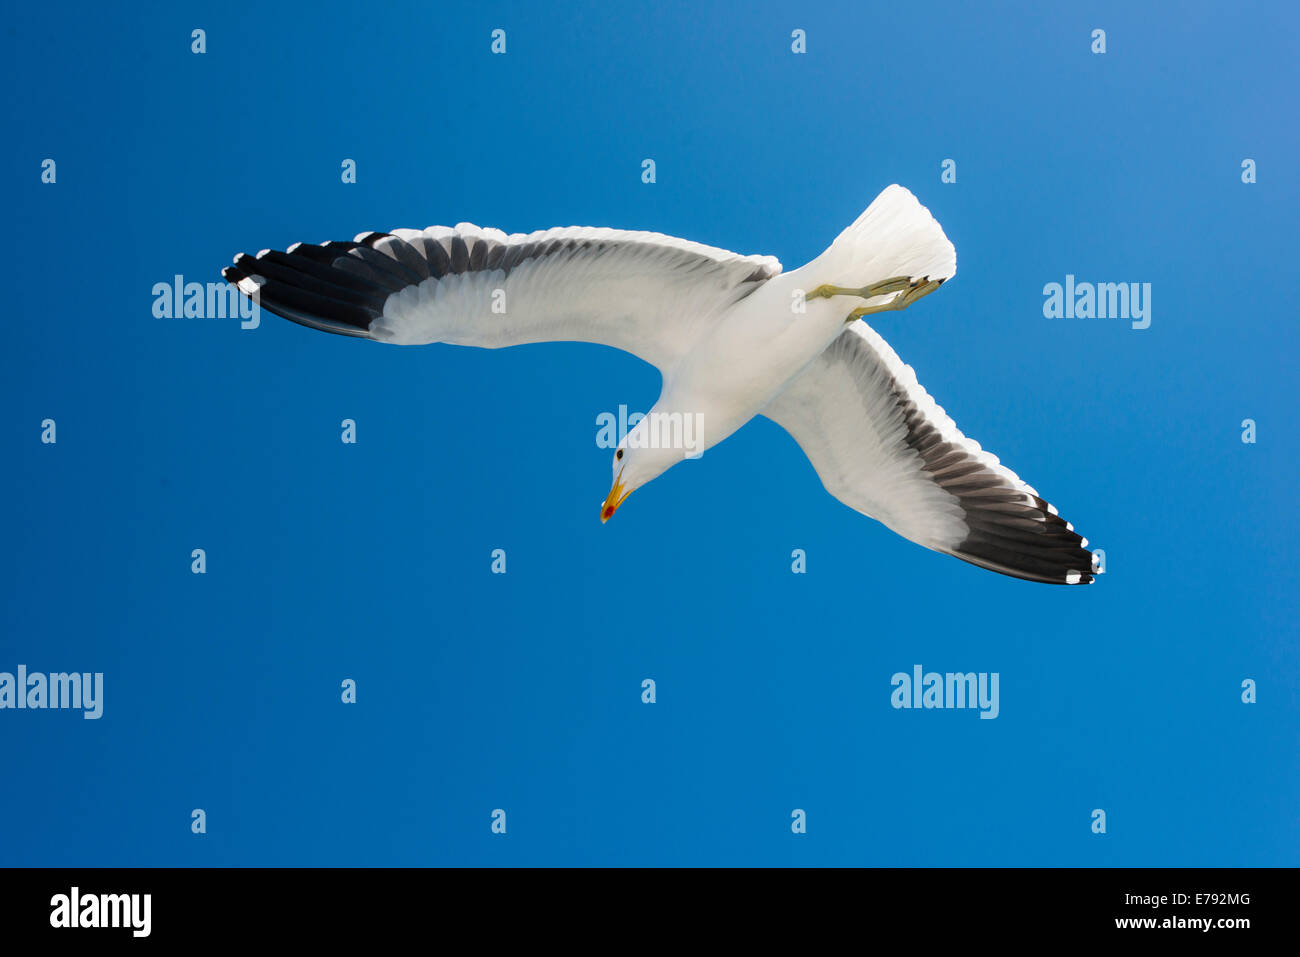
[1, 0, 1296, 865]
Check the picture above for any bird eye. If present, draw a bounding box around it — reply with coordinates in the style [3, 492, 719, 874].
[616, 449, 623, 461]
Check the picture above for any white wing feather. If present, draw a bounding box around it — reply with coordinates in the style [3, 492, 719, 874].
[763, 322, 1095, 584]
[226, 223, 780, 373]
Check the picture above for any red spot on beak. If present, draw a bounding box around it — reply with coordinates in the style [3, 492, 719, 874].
[602, 469, 629, 523]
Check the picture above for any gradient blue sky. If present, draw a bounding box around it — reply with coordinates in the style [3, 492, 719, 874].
[2, 1, 1296, 865]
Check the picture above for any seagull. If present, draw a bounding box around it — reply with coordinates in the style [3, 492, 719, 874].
[223, 185, 1097, 584]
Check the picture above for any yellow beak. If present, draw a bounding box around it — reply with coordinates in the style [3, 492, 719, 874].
[601, 469, 631, 523]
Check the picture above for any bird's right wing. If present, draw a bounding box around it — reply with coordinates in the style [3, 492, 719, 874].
[762, 322, 1097, 584]
[222, 223, 781, 372]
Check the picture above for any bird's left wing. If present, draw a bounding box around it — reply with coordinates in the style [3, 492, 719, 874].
[762, 322, 1097, 584]
[223, 223, 781, 371]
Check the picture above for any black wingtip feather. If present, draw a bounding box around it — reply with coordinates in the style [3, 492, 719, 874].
[895, 396, 1096, 584]
[221, 238, 399, 340]
[946, 500, 1096, 585]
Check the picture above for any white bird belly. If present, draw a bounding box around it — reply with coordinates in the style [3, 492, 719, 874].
[661, 285, 847, 452]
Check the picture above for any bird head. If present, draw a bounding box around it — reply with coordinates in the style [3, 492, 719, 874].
[601, 444, 636, 522]
[600, 435, 686, 524]
[601, 411, 705, 522]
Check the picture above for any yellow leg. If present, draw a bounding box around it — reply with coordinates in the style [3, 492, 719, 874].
[805, 276, 914, 301]
[845, 278, 945, 322]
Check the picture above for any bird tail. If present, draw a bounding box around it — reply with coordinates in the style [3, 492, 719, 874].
[809, 185, 956, 290]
